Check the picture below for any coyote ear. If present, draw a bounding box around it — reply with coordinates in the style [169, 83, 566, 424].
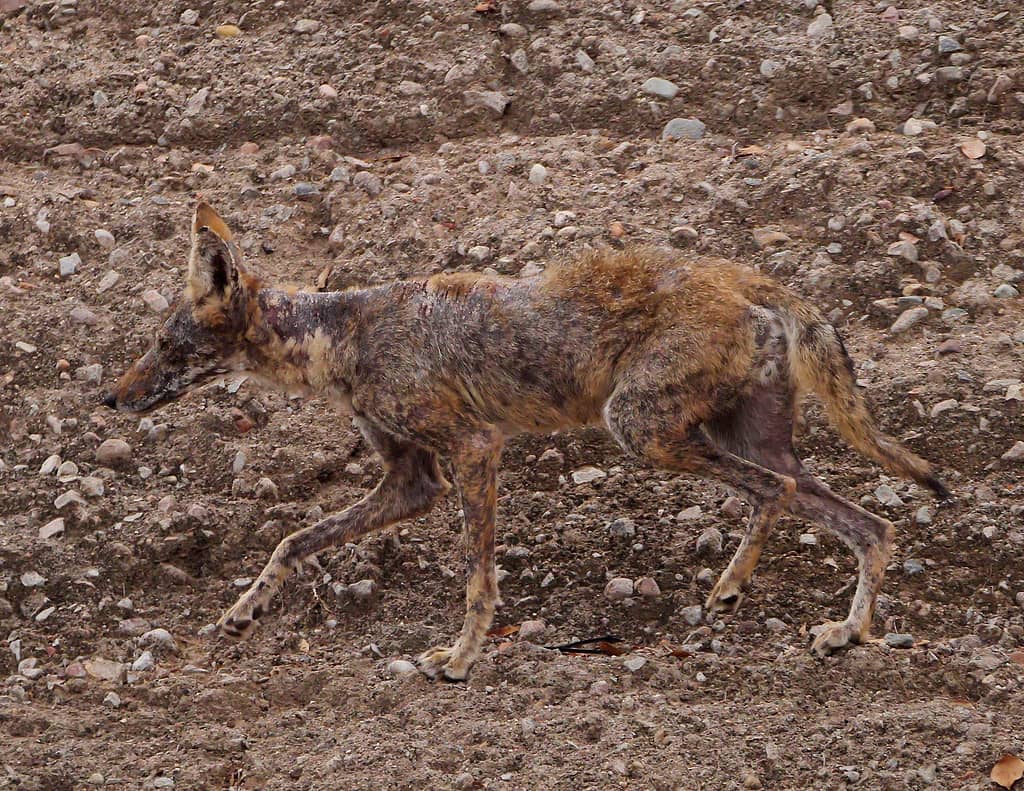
[187, 202, 246, 300]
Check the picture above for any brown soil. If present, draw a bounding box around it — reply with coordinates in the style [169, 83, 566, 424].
[1, 1, 1022, 789]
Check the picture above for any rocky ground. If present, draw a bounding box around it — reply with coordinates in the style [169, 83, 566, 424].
[2, 0, 1023, 789]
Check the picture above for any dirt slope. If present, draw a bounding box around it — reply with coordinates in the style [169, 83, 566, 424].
[1, 1, 1022, 789]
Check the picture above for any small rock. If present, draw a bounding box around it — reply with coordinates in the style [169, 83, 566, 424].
[38, 518, 64, 540]
[463, 90, 509, 115]
[884, 632, 914, 648]
[680, 604, 703, 626]
[84, 657, 125, 682]
[528, 163, 549, 185]
[348, 579, 377, 601]
[903, 558, 925, 576]
[132, 651, 155, 672]
[572, 466, 606, 484]
[1001, 441, 1024, 462]
[102, 691, 121, 708]
[141, 289, 169, 313]
[54, 490, 86, 510]
[97, 270, 120, 293]
[293, 183, 319, 199]
[254, 477, 278, 500]
[352, 171, 382, 197]
[21, 571, 46, 587]
[635, 577, 660, 598]
[94, 229, 115, 249]
[930, 399, 958, 418]
[319, 84, 338, 99]
[695, 527, 723, 557]
[677, 505, 702, 521]
[742, 772, 763, 790]
[607, 518, 635, 538]
[518, 619, 547, 642]
[140, 628, 177, 652]
[752, 228, 790, 248]
[807, 13, 834, 38]
[721, 496, 744, 519]
[527, 0, 561, 13]
[798, 533, 818, 546]
[40, 454, 61, 475]
[994, 283, 1019, 298]
[890, 307, 929, 333]
[604, 577, 634, 601]
[467, 245, 492, 263]
[294, 18, 320, 34]
[937, 35, 961, 53]
[70, 306, 99, 325]
[641, 77, 679, 99]
[499, 23, 527, 37]
[875, 484, 903, 507]
[623, 655, 647, 673]
[179, 8, 198, 24]
[662, 117, 706, 141]
[215, 23, 240, 38]
[96, 438, 131, 467]
[387, 659, 417, 676]
[765, 617, 787, 633]
[915, 506, 933, 525]
[59, 252, 81, 277]
[759, 60, 783, 78]
[270, 164, 296, 181]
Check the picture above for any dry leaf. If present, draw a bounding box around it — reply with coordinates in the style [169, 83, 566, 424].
[991, 755, 1024, 789]
[486, 624, 520, 638]
[960, 138, 986, 159]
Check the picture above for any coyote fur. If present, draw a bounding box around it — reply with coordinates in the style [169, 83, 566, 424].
[106, 203, 948, 680]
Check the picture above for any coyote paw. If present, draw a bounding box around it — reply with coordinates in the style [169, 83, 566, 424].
[705, 576, 745, 614]
[809, 620, 862, 656]
[417, 645, 470, 682]
[218, 590, 268, 640]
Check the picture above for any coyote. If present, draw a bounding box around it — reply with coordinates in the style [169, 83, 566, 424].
[105, 203, 947, 680]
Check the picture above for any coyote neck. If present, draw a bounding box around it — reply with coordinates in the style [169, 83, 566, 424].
[246, 288, 360, 397]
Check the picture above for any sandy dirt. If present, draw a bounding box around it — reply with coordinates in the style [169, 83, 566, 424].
[1, 1, 1023, 789]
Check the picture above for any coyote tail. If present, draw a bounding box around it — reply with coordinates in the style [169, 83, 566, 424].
[786, 310, 950, 499]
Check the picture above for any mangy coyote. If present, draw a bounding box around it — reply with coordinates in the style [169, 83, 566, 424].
[105, 203, 948, 680]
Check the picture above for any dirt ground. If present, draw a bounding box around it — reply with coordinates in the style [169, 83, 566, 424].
[1, 0, 1023, 789]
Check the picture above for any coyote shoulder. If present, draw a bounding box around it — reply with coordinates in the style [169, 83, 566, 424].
[106, 203, 947, 681]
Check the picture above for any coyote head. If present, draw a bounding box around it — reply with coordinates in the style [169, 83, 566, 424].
[104, 203, 259, 412]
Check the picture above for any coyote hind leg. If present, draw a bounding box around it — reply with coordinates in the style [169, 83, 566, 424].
[219, 418, 449, 639]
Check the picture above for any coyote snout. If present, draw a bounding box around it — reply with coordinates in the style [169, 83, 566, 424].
[107, 202, 949, 681]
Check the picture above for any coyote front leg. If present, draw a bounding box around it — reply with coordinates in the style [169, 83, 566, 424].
[418, 427, 503, 681]
[220, 441, 448, 638]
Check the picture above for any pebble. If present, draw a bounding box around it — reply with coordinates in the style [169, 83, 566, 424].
[915, 506, 933, 525]
[806, 13, 834, 38]
[467, 245, 492, 263]
[84, 658, 125, 682]
[875, 484, 903, 507]
[510, 48, 529, 73]
[1001, 441, 1024, 461]
[318, 83, 338, 100]
[97, 270, 120, 293]
[352, 171, 382, 197]
[798, 533, 818, 546]
[759, 60, 783, 78]
[57, 460, 78, 479]
[765, 617, 787, 632]
[635, 577, 660, 598]
[571, 466, 606, 484]
[641, 77, 679, 99]
[54, 490, 86, 509]
[903, 558, 925, 576]
[527, 0, 561, 13]
[930, 399, 958, 418]
[518, 619, 547, 642]
[463, 90, 510, 115]
[528, 163, 549, 185]
[348, 579, 377, 600]
[680, 605, 703, 626]
[215, 24, 240, 38]
[141, 290, 169, 313]
[677, 505, 702, 521]
[102, 691, 121, 708]
[604, 577, 634, 601]
[70, 306, 99, 325]
[294, 18, 320, 34]
[742, 772, 763, 790]
[40, 454, 61, 475]
[38, 518, 64, 540]
[270, 164, 296, 181]
[936, 338, 962, 355]
[500, 23, 526, 38]
[96, 438, 132, 467]
[575, 49, 595, 72]
[937, 35, 961, 53]
[890, 307, 928, 333]
[79, 476, 104, 498]
[387, 659, 417, 676]
[884, 632, 915, 648]
[140, 628, 177, 652]
[994, 283, 1019, 298]
[662, 117, 705, 141]
[695, 526, 723, 557]
[293, 183, 319, 199]
[180, 8, 198, 24]
[607, 518, 635, 538]
[21, 571, 46, 587]
[623, 655, 648, 673]
[254, 477, 278, 499]
[132, 651, 155, 672]
[752, 228, 790, 248]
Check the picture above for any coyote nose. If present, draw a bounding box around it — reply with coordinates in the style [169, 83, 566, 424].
[101, 392, 118, 409]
